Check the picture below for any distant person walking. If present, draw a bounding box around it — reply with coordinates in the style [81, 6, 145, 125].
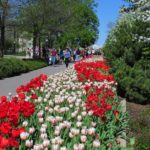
[75, 48, 80, 61]
[64, 48, 70, 68]
[51, 49, 57, 65]
[59, 49, 64, 64]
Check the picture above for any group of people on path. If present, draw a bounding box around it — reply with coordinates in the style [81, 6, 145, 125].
[47, 47, 95, 68]
[26, 47, 96, 68]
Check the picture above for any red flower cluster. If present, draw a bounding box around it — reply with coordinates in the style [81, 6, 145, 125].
[0, 74, 47, 149]
[16, 74, 47, 93]
[75, 60, 119, 122]
[75, 61, 115, 82]
[86, 85, 115, 120]
[0, 95, 34, 148]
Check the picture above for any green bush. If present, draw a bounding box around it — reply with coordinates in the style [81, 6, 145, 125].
[0, 58, 47, 79]
[108, 58, 150, 104]
[103, 12, 150, 104]
[24, 59, 47, 71]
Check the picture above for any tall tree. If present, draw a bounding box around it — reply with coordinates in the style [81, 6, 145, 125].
[0, 0, 9, 57]
[17, 0, 99, 53]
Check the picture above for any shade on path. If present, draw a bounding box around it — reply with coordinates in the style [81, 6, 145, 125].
[0, 65, 66, 96]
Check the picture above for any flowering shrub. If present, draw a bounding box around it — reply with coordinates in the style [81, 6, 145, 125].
[0, 58, 127, 149]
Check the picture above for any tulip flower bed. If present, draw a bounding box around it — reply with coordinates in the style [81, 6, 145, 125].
[0, 57, 127, 150]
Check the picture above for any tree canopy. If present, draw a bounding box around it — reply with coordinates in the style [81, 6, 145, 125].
[17, 0, 99, 54]
[0, 0, 99, 57]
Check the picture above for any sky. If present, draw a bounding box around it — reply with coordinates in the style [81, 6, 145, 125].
[95, 0, 128, 47]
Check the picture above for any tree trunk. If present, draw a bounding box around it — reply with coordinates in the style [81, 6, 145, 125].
[33, 31, 37, 59]
[39, 36, 41, 58]
[0, 23, 5, 57]
[13, 26, 16, 54]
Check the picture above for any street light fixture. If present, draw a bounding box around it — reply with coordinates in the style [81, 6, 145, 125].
[13, 41, 16, 54]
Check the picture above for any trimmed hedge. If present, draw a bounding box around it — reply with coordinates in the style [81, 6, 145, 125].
[0, 58, 47, 79]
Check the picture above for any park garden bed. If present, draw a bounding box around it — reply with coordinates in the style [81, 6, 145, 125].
[0, 58, 47, 79]
[0, 57, 127, 149]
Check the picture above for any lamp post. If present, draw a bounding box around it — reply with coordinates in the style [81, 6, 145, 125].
[45, 38, 48, 48]
[13, 41, 16, 54]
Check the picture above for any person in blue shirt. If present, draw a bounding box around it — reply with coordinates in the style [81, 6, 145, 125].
[59, 49, 64, 64]
[64, 48, 71, 68]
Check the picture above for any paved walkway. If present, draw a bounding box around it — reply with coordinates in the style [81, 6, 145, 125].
[0, 65, 66, 96]
[0, 56, 103, 96]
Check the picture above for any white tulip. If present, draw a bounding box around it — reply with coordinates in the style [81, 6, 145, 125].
[44, 98, 48, 102]
[81, 128, 87, 135]
[49, 101, 54, 106]
[37, 97, 42, 103]
[39, 118, 44, 123]
[25, 140, 33, 147]
[40, 133, 48, 140]
[77, 115, 82, 121]
[91, 122, 97, 127]
[54, 130, 60, 136]
[52, 144, 59, 150]
[29, 127, 35, 134]
[81, 111, 87, 117]
[73, 144, 78, 150]
[22, 121, 28, 127]
[45, 107, 49, 111]
[60, 146, 67, 150]
[88, 128, 95, 135]
[40, 127, 46, 133]
[79, 144, 84, 150]
[80, 135, 87, 143]
[48, 108, 53, 113]
[88, 110, 93, 116]
[76, 121, 82, 128]
[69, 132, 74, 138]
[33, 144, 43, 150]
[43, 139, 50, 148]
[93, 140, 100, 148]
[20, 132, 29, 140]
[42, 124, 47, 129]
[37, 110, 44, 118]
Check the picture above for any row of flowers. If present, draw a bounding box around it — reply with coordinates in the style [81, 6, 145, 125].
[0, 57, 127, 149]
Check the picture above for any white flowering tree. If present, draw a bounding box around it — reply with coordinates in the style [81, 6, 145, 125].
[103, 0, 150, 104]
[122, 0, 150, 58]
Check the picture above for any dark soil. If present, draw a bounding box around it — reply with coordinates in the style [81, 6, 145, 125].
[127, 102, 150, 150]
[127, 101, 150, 118]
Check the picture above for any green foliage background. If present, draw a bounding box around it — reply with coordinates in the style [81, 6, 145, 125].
[18, 0, 99, 49]
[103, 0, 150, 104]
